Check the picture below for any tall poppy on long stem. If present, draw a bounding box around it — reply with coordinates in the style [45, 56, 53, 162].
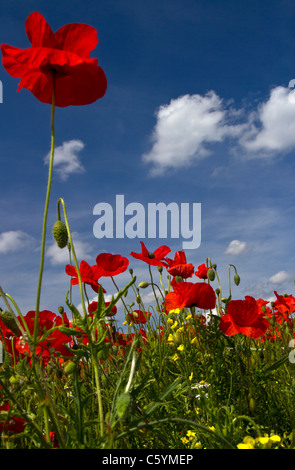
[1, 12, 107, 352]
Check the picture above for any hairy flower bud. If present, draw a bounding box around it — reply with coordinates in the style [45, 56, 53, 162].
[138, 282, 149, 289]
[64, 361, 76, 375]
[234, 274, 240, 286]
[207, 268, 215, 282]
[0, 310, 20, 335]
[52, 220, 68, 249]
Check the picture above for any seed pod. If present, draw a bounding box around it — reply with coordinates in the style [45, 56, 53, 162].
[116, 392, 132, 420]
[0, 310, 20, 335]
[52, 220, 68, 248]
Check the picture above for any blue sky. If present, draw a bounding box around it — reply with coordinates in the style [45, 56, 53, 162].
[1, 0, 295, 326]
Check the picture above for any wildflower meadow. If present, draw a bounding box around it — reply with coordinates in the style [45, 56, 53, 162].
[0, 11, 295, 453]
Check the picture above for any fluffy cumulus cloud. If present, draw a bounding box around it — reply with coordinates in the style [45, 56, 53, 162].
[238, 86, 295, 157]
[0, 230, 35, 254]
[142, 91, 244, 175]
[44, 140, 85, 180]
[224, 240, 252, 256]
[142, 86, 295, 174]
[269, 270, 290, 284]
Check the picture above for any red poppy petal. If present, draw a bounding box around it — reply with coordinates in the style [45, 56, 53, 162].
[25, 12, 57, 48]
[65, 264, 77, 276]
[54, 62, 107, 106]
[140, 241, 149, 257]
[1, 45, 28, 78]
[54, 23, 98, 58]
[153, 245, 171, 259]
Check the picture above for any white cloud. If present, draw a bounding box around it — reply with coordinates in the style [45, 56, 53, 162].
[269, 270, 290, 284]
[44, 140, 85, 180]
[238, 86, 295, 156]
[224, 240, 252, 256]
[46, 234, 92, 265]
[142, 92, 244, 175]
[142, 86, 295, 174]
[0, 230, 35, 254]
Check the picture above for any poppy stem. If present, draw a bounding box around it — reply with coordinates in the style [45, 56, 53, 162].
[57, 197, 88, 319]
[33, 76, 56, 353]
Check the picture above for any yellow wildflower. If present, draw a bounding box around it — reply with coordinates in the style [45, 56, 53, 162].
[189, 372, 193, 381]
[177, 344, 185, 351]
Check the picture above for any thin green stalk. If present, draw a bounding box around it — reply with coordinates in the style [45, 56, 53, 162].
[57, 198, 87, 319]
[91, 346, 105, 438]
[34, 77, 56, 351]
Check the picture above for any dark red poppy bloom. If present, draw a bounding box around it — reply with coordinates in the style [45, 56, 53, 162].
[126, 310, 151, 324]
[195, 263, 208, 280]
[88, 301, 117, 317]
[165, 250, 194, 279]
[96, 253, 129, 277]
[0, 403, 26, 434]
[165, 282, 216, 312]
[65, 260, 105, 293]
[130, 241, 171, 267]
[1, 11, 107, 107]
[218, 296, 270, 339]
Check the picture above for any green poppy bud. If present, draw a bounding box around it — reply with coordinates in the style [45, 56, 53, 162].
[64, 361, 76, 375]
[116, 392, 132, 420]
[234, 274, 240, 286]
[207, 269, 215, 282]
[174, 275, 183, 283]
[52, 220, 68, 249]
[138, 282, 149, 288]
[249, 397, 256, 413]
[215, 288, 221, 296]
[0, 310, 20, 336]
[172, 332, 182, 345]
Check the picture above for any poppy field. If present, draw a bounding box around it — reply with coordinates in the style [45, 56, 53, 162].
[1, 12, 295, 450]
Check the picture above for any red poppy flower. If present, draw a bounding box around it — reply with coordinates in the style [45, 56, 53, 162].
[195, 263, 208, 279]
[218, 296, 270, 339]
[1, 11, 107, 107]
[0, 403, 26, 434]
[96, 253, 129, 277]
[130, 241, 171, 267]
[65, 260, 105, 293]
[165, 250, 195, 279]
[165, 282, 216, 312]
[273, 291, 295, 315]
[126, 310, 151, 324]
[88, 301, 117, 317]
[14, 310, 73, 362]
